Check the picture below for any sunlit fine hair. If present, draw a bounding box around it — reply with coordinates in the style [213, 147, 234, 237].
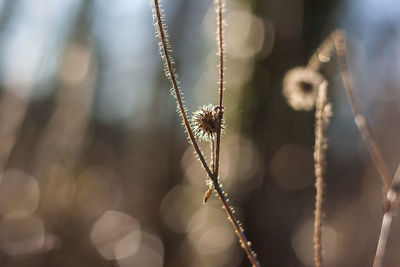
[282, 67, 325, 111]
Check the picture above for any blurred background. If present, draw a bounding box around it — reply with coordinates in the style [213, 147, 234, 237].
[0, 0, 399, 266]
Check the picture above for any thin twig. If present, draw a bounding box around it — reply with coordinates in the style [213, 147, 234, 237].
[152, 2, 260, 266]
[333, 31, 391, 191]
[203, 140, 215, 204]
[307, 31, 337, 71]
[213, 1, 260, 265]
[374, 212, 393, 267]
[214, 0, 224, 181]
[211, 138, 215, 173]
[152, 0, 213, 179]
[212, 179, 261, 267]
[313, 81, 331, 267]
[373, 164, 400, 267]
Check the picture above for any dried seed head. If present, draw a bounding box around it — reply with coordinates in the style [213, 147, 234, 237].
[191, 104, 224, 141]
[282, 67, 325, 111]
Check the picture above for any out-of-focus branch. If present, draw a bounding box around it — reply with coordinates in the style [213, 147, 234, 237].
[313, 81, 331, 267]
[373, 164, 400, 267]
[333, 31, 391, 191]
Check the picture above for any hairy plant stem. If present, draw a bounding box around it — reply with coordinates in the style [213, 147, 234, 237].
[333, 31, 391, 191]
[211, 139, 215, 173]
[152, 0, 213, 179]
[213, 1, 260, 265]
[213, 179, 261, 267]
[214, 0, 224, 181]
[313, 81, 330, 267]
[152, 1, 260, 266]
[203, 140, 215, 204]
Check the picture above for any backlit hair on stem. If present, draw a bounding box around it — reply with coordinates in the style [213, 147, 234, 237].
[151, 1, 260, 266]
[313, 80, 332, 267]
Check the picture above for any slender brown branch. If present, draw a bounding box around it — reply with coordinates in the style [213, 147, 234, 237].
[203, 140, 215, 204]
[214, 0, 224, 182]
[333, 31, 391, 191]
[212, 179, 261, 267]
[373, 164, 400, 267]
[152, 0, 213, 179]
[211, 138, 215, 173]
[152, 2, 260, 266]
[313, 81, 331, 267]
[307, 31, 338, 71]
[374, 212, 393, 267]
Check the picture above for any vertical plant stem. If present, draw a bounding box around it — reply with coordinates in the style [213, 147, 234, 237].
[203, 140, 215, 204]
[313, 81, 330, 267]
[213, 1, 260, 265]
[152, 2, 261, 266]
[152, 0, 213, 179]
[333, 31, 391, 191]
[214, 0, 224, 181]
[373, 164, 400, 267]
[211, 139, 215, 173]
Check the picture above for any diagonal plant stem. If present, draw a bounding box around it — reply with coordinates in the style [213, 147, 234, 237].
[332, 30, 397, 267]
[213, 179, 261, 267]
[152, 0, 213, 179]
[373, 164, 400, 267]
[307, 31, 338, 71]
[374, 210, 393, 267]
[333, 31, 391, 191]
[152, 1, 260, 266]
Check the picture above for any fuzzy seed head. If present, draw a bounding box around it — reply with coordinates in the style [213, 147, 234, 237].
[282, 67, 325, 111]
[191, 104, 224, 141]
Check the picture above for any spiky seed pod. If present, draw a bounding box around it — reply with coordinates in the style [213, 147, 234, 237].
[191, 104, 224, 141]
[282, 67, 325, 111]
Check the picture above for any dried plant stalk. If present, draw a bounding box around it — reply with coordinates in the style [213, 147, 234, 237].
[374, 212, 393, 267]
[333, 31, 391, 191]
[214, 0, 224, 182]
[331, 30, 399, 267]
[373, 164, 400, 267]
[203, 140, 215, 204]
[151, 1, 260, 266]
[307, 31, 338, 71]
[151, 0, 213, 180]
[313, 81, 331, 267]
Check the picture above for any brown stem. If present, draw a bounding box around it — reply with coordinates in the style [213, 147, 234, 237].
[307, 31, 338, 71]
[203, 140, 215, 204]
[374, 212, 393, 267]
[152, 2, 260, 266]
[212, 179, 261, 267]
[333, 31, 391, 191]
[214, 0, 224, 181]
[152, 0, 213, 180]
[373, 164, 400, 267]
[212, 2, 260, 265]
[313, 81, 330, 267]
[211, 138, 215, 173]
